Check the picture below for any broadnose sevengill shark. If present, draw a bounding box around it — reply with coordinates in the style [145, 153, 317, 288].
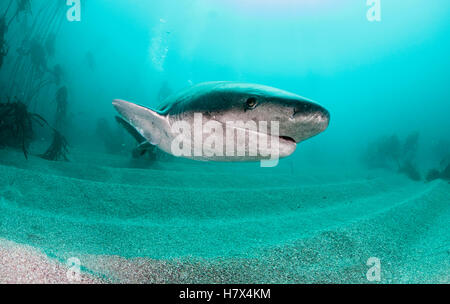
[113, 81, 330, 164]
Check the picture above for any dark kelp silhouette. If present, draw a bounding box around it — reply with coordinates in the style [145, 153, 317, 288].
[442, 164, 450, 180]
[431, 139, 450, 166]
[54, 86, 67, 129]
[402, 131, 420, 162]
[425, 139, 449, 182]
[363, 132, 422, 181]
[0, 97, 70, 161]
[398, 160, 421, 181]
[0, 17, 8, 70]
[28, 39, 48, 73]
[426, 169, 441, 182]
[7, 0, 32, 27]
[363, 134, 402, 169]
[40, 129, 69, 161]
[0, 98, 48, 159]
[0, 2, 71, 161]
[45, 33, 56, 58]
[0, 1, 33, 71]
[2, 1, 66, 103]
[426, 157, 450, 182]
[39, 87, 70, 161]
[51, 64, 64, 86]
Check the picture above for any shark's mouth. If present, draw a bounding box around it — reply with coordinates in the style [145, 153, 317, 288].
[229, 126, 297, 146]
[279, 136, 296, 144]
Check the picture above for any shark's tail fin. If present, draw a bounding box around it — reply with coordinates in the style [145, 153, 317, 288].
[115, 116, 146, 144]
[115, 116, 155, 158]
[113, 99, 168, 146]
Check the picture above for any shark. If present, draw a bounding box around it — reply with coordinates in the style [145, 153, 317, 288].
[113, 81, 330, 164]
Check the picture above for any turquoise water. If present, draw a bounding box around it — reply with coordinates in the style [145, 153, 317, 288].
[0, 1, 449, 283]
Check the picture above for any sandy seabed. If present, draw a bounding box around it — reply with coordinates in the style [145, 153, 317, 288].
[0, 148, 448, 284]
[0, 238, 101, 283]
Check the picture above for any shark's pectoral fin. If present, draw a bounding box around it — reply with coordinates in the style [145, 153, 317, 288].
[113, 99, 168, 147]
[137, 141, 153, 150]
[131, 142, 154, 158]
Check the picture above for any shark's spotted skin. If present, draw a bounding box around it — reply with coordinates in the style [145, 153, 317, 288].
[113, 81, 330, 162]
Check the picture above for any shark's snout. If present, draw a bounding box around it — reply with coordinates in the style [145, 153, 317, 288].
[313, 105, 330, 131]
[297, 101, 329, 123]
[294, 102, 329, 121]
[282, 100, 330, 143]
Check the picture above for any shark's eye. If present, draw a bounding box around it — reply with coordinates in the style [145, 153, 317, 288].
[246, 97, 258, 109]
